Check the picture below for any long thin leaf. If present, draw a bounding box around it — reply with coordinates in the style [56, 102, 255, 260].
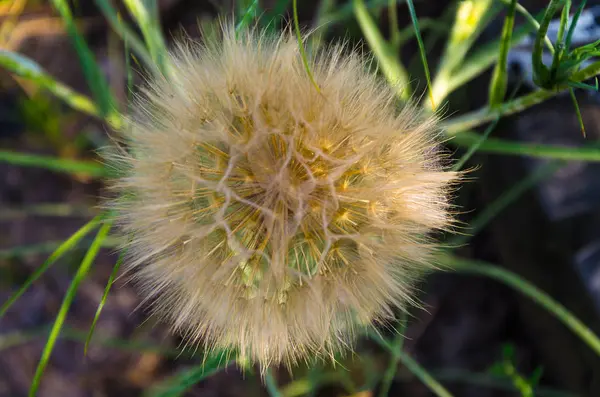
[445, 254, 600, 358]
[145, 351, 236, 397]
[488, 0, 517, 107]
[0, 50, 121, 126]
[0, 216, 103, 319]
[449, 132, 600, 162]
[29, 221, 112, 397]
[94, 0, 155, 73]
[84, 247, 126, 355]
[0, 149, 107, 177]
[353, 0, 410, 99]
[405, 0, 434, 107]
[50, 0, 117, 118]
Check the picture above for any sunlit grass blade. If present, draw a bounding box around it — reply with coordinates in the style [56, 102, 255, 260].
[0, 149, 107, 177]
[444, 254, 600, 358]
[236, 0, 259, 34]
[144, 351, 236, 397]
[449, 132, 600, 162]
[123, 0, 169, 75]
[29, 221, 112, 397]
[449, 161, 563, 247]
[50, 0, 117, 119]
[445, 59, 600, 134]
[0, 216, 103, 319]
[353, 0, 410, 99]
[0, 50, 121, 126]
[488, 0, 516, 107]
[94, 0, 155, 73]
[84, 248, 126, 355]
[532, 0, 563, 88]
[405, 0, 434, 107]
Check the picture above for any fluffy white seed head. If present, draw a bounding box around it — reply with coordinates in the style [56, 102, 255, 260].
[105, 24, 458, 371]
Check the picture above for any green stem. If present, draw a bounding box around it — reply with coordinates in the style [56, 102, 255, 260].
[397, 352, 454, 397]
[444, 60, 600, 134]
[444, 254, 600, 358]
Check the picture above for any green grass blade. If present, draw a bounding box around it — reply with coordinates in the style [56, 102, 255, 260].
[145, 351, 236, 397]
[0, 237, 121, 260]
[94, 0, 155, 73]
[0, 50, 119, 125]
[0, 216, 103, 319]
[449, 161, 562, 247]
[353, 0, 410, 99]
[0, 149, 107, 177]
[84, 248, 125, 355]
[405, 0, 434, 107]
[50, 0, 116, 119]
[293, 0, 320, 93]
[449, 132, 600, 162]
[368, 330, 453, 397]
[262, 0, 291, 30]
[266, 369, 283, 397]
[0, 203, 96, 220]
[28, 221, 112, 397]
[565, 0, 586, 51]
[236, 0, 259, 34]
[488, 0, 517, 107]
[123, 0, 169, 75]
[1, 326, 185, 358]
[397, 351, 454, 397]
[445, 59, 600, 134]
[444, 254, 600, 358]
[452, 118, 500, 171]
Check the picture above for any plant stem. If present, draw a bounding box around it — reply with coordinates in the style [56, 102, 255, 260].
[443, 254, 600, 358]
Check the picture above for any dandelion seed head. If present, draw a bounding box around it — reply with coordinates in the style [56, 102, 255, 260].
[106, 24, 459, 371]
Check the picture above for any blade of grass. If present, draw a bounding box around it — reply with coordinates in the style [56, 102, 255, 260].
[50, 0, 117, 119]
[94, 0, 155, 73]
[0, 236, 121, 260]
[84, 248, 126, 355]
[445, 58, 600, 134]
[488, 0, 517, 107]
[29, 221, 112, 397]
[405, 0, 434, 107]
[0, 149, 107, 177]
[368, 329, 454, 397]
[144, 351, 236, 397]
[236, 0, 259, 34]
[0, 203, 96, 220]
[449, 161, 563, 247]
[0, 216, 103, 318]
[123, 0, 168, 75]
[452, 118, 499, 171]
[262, 0, 291, 30]
[448, 132, 600, 162]
[443, 254, 600, 358]
[266, 369, 283, 397]
[0, 50, 120, 127]
[378, 313, 408, 397]
[293, 0, 320, 93]
[353, 0, 410, 99]
[1, 326, 185, 358]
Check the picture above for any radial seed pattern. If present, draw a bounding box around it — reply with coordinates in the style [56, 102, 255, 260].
[107, 25, 459, 370]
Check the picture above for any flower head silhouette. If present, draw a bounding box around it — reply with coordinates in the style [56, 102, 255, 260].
[106, 24, 458, 370]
